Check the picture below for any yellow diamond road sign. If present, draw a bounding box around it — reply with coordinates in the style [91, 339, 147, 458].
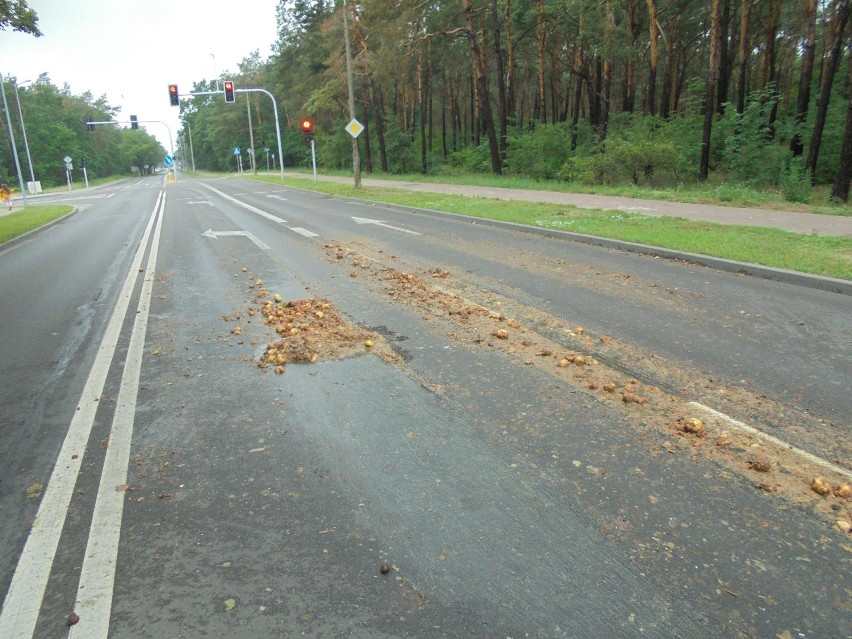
[345, 118, 364, 138]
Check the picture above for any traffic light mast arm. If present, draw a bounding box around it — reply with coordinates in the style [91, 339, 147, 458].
[234, 87, 285, 180]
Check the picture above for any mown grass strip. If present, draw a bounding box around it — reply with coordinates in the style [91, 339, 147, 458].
[279, 169, 852, 216]
[0, 206, 75, 245]
[252, 175, 852, 280]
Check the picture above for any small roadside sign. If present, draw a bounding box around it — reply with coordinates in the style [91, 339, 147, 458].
[345, 118, 364, 139]
[233, 146, 241, 155]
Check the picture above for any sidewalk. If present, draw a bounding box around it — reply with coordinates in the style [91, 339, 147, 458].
[314, 175, 852, 237]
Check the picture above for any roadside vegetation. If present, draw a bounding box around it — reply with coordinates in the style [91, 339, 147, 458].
[255, 175, 852, 281]
[0, 205, 74, 244]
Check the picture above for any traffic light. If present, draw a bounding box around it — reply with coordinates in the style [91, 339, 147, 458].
[85, 116, 94, 132]
[168, 84, 179, 106]
[130, 115, 138, 130]
[301, 118, 313, 142]
[223, 80, 235, 103]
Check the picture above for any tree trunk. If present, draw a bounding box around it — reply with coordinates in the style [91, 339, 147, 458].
[599, 0, 614, 143]
[418, 32, 427, 174]
[441, 71, 448, 157]
[646, 0, 659, 115]
[831, 52, 852, 201]
[505, 0, 516, 119]
[699, 0, 722, 181]
[791, 0, 819, 156]
[765, 0, 781, 137]
[535, 0, 547, 123]
[463, 0, 502, 174]
[491, 0, 508, 157]
[805, 0, 849, 177]
[736, 0, 751, 114]
[660, 21, 677, 118]
[590, 56, 602, 129]
[570, 9, 585, 151]
[362, 101, 373, 173]
[715, 0, 731, 113]
[370, 79, 388, 172]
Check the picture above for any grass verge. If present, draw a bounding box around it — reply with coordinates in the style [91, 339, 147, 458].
[284, 169, 852, 216]
[0, 206, 75, 245]
[251, 175, 852, 280]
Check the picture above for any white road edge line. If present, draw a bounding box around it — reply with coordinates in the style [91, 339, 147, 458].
[201, 183, 287, 224]
[68, 193, 166, 638]
[290, 226, 319, 238]
[688, 401, 852, 480]
[0, 192, 164, 639]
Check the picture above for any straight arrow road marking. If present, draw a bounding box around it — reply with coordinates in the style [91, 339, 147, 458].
[352, 216, 421, 236]
[202, 229, 270, 250]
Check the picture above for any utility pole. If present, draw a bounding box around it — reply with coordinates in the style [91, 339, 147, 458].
[247, 97, 257, 174]
[342, 0, 361, 188]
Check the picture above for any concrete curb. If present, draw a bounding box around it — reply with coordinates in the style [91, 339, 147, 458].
[322, 191, 852, 296]
[0, 207, 80, 252]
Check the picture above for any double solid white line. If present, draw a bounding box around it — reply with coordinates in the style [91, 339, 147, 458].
[0, 192, 166, 638]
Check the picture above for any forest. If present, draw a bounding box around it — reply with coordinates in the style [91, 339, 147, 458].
[3, 1, 850, 202]
[176, 0, 851, 203]
[0, 74, 164, 189]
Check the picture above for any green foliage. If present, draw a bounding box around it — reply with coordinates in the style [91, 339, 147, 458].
[717, 88, 790, 186]
[0, 0, 41, 36]
[780, 159, 813, 203]
[504, 123, 574, 179]
[559, 116, 688, 186]
[1, 77, 162, 187]
[444, 144, 494, 175]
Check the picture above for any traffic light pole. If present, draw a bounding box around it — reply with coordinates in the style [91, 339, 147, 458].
[177, 87, 285, 181]
[234, 89, 285, 180]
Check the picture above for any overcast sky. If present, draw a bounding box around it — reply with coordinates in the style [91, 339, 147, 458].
[1, 0, 281, 153]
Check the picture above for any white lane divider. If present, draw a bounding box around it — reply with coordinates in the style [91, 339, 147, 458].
[0, 192, 164, 639]
[352, 216, 421, 236]
[202, 184, 320, 239]
[290, 227, 319, 238]
[689, 401, 852, 480]
[68, 194, 166, 639]
[201, 183, 287, 224]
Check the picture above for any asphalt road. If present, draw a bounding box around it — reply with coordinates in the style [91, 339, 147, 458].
[1, 175, 849, 638]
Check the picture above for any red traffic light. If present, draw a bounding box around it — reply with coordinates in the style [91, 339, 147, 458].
[301, 119, 313, 132]
[223, 80, 235, 103]
[168, 84, 179, 106]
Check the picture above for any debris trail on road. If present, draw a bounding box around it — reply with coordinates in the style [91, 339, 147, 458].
[314, 240, 851, 531]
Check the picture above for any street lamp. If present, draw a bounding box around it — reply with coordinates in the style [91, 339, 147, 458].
[0, 73, 27, 206]
[211, 53, 219, 91]
[13, 79, 36, 189]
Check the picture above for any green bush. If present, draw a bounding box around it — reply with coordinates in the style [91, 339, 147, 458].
[780, 159, 812, 203]
[559, 117, 688, 186]
[505, 123, 574, 179]
[717, 87, 791, 186]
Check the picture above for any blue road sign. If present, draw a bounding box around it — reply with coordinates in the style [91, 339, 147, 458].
[233, 147, 241, 155]
[164, 155, 174, 165]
